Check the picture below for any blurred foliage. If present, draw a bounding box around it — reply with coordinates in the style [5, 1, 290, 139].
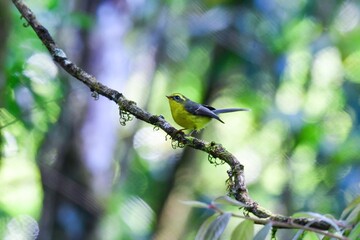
[1, 0, 360, 239]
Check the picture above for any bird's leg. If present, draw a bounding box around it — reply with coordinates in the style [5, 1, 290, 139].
[174, 129, 200, 137]
[166, 129, 185, 141]
[189, 128, 204, 136]
[174, 128, 186, 137]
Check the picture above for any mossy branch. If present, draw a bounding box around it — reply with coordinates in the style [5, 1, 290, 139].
[11, 0, 344, 235]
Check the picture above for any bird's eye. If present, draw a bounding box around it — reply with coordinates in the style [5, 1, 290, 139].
[174, 96, 181, 101]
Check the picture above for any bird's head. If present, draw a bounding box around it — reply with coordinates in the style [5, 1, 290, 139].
[166, 93, 188, 104]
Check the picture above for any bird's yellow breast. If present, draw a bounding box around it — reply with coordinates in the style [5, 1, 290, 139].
[168, 99, 211, 130]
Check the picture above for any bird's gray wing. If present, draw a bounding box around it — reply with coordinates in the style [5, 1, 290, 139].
[185, 102, 223, 123]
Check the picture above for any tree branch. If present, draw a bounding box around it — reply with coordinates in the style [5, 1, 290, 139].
[211, 206, 348, 240]
[11, 0, 341, 233]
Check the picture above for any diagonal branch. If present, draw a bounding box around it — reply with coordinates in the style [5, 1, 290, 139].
[11, 0, 337, 233]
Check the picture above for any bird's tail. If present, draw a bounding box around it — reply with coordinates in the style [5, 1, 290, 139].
[213, 108, 250, 114]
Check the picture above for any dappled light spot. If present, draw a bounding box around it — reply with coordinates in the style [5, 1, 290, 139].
[276, 82, 304, 115]
[282, 50, 311, 84]
[323, 111, 352, 148]
[133, 127, 180, 163]
[344, 50, 360, 83]
[23, 53, 58, 84]
[120, 196, 154, 236]
[312, 47, 343, 87]
[261, 161, 287, 195]
[236, 149, 262, 184]
[255, 119, 289, 157]
[2, 130, 18, 157]
[291, 144, 319, 193]
[4, 215, 39, 240]
[335, 1, 360, 33]
[303, 86, 342, 121]
[0, 159, 42, 216]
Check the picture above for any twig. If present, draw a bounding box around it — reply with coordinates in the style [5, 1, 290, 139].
[10, 0, 340, 233]
[213, 206, 348, 240]
[247, 216, 347, 240]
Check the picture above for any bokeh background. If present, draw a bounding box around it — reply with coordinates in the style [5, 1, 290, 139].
[1, 0, 360, 239]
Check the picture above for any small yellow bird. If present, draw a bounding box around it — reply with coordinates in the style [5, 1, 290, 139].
[166, 93, 249, 132]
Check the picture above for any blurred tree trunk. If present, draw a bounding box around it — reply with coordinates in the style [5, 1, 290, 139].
[0, 0, 10, 94]
[36, 1, 102, 239]
[37, 96, 101, 240]
[0, 0, 10, 165]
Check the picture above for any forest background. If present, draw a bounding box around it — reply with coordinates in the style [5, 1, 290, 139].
[1, 0, 360, 239]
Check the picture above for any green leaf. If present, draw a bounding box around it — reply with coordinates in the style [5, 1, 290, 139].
[195, 213, 232, 240]
[179, 200, 210, 209]
[292, 229, 321, 240]
[196, 214, 218, 240]
[253, 222, 272, 240]
[345, 204, 360, 224]
[212, 196, 248, 208]
[349, 222, 360, 240]
[341, 196, 360, 221]
[298, 231, 319, 240]
[0, 108, 18, 129]
[230, 220, 254, 240]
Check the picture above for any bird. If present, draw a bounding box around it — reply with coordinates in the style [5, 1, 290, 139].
[166, 93, 249, 132]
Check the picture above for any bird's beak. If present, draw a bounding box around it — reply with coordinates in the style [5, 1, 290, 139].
[166, 95, 170, 99]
